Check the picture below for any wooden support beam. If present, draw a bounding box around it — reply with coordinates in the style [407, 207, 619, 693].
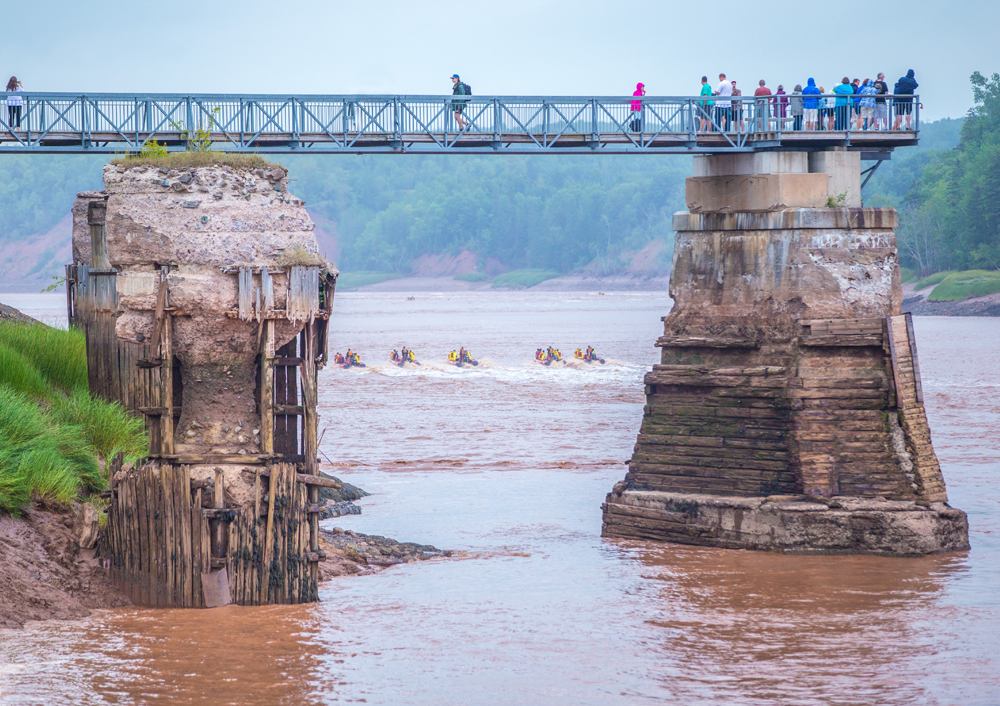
[152, 453, 304, 465]
[158, 272, 175, 455]
[274, 357, 303, 367]
[241, 467, 341, 489]
[260, 320, 275, 455]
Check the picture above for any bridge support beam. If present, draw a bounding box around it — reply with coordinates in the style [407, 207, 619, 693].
[602, 149, 969, 556]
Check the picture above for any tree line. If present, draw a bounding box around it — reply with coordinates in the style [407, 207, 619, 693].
[869, 72, 1000, 275]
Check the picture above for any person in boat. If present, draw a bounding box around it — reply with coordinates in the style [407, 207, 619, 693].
[345, 349, 354, 365]
[548, 347, 561, 362]
[574, 348, 584, 360]
[351, 352, 361, 366]
[585, 346, 596, 362]
[448, 350, 458, 363]
[407, 349, 416, 362]
[334, 352, 345, 365]
[535, 348, 545, 362]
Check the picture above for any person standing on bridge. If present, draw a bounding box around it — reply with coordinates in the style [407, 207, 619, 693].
[450, 74, 469, 131]
[630, 82, 645, 132]
[714, 73, 732, 132]
[698, 76, 713, 133]
[731, 81, 744, 133]
[873, 73, 890, 130]
[754, 80, 772, 131]
[893, 69, 918, 131]
[833, 77, 855, 131]
[6, 77, 23, 129]
[802, 78, 821, 131]
[790, 85, 804, 131]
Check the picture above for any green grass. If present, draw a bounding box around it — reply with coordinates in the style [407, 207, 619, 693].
[0, 321, 149, 516]
[454, 272, 490, 282]
[336, 271, 406, 289]
[913, 271, 955, 291]
[928, 270, 1000, 301]
[0, 323, 87, 392]
[110, 152, 274, 170]
[900, 267, 919, 284]
[0, 386, 104, 516]
[490, 269, 562, 289]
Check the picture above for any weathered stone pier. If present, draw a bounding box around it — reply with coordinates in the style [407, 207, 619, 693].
[602, 150, 970, 556]
[69, 160, 338, 606]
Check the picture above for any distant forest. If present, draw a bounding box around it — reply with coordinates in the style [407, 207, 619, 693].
[866, 72, 1000, 275]
[1, 76, 994, 280]
[282, 154, 689, 274]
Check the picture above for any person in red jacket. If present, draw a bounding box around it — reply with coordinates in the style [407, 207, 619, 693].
[754, 79, 772, 131]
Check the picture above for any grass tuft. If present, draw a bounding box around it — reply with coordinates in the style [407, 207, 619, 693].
[900, 267, 918, 284]
[0, 386, 103, 516]
[490, 269, 561, 289]
[0, 322, 149, 516]
[50, 389, 148, 462]
[110, 152, 275, 170]
[276, 243, 327, 268]
[0, 343, 51, 399]
[928, 270, 1000, 301]
[0, 322, 87, 392]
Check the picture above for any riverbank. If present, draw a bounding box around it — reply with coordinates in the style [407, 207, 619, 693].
[0, 488, 447, 629]
[902, 283, 1000, 316]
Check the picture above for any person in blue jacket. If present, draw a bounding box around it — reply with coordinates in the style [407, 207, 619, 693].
[893, 69, 918, 130]
[832, 77, 855, 130]
[802, 78, 821, 131]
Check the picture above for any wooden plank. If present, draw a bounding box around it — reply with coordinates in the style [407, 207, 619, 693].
[160, 311, 174, 455]
[139, 468, 151, 607]
[260, 465, 276, 605]
[162, 465, 176, 606]
[192, 488, 203, 608]
[179, 466, 193, 608]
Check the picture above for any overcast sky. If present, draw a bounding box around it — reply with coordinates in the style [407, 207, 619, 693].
[3, 0, 997, 121]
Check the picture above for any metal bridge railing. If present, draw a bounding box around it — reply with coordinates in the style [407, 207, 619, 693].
[0, 93, 919, 153]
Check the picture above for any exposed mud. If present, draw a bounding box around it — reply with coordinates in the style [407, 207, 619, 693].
[902, 283, 1000, 317]
[0, 503, 130, 630]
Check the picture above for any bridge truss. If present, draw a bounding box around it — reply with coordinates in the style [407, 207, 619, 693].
[0, 93, 919, 155]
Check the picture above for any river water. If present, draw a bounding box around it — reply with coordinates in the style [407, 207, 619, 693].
[1, 292, 999, 705]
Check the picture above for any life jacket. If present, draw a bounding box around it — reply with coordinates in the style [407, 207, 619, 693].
[334, 353, 344, 364]
[575, 349, 583, 359]
[407, 350, 415, 361]
[449, 351, 457, 361]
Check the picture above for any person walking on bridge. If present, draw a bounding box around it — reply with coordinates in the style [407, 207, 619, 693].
[790, 85, 804, 131]
[450, 74, 469, 131]
[6, 77, 23, 129]
[698, 76, 713, 133]
[630, 82, 645, 132]
[893, 69, 918, 131]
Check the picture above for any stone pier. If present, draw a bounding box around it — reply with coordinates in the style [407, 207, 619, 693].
[602, 150, 970, 556]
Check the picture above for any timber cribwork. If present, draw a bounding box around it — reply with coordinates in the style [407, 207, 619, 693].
[102, 462, 323, 607]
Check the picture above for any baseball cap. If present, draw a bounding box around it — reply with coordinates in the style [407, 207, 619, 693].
[451, 74, 460, 79]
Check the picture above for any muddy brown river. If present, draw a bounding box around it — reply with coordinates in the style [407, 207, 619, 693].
[1, 292, 998, 705]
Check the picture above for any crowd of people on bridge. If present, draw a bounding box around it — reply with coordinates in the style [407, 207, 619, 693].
[675, 70, 919, 134]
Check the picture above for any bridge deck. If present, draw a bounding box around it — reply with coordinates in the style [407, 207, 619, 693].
[0, 94, 919, 154]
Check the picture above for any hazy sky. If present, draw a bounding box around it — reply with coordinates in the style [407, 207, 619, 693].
[3, 0, 998, 121]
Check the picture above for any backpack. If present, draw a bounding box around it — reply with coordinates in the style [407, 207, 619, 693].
[462, 82, 472, 96]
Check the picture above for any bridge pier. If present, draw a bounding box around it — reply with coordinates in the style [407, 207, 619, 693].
[602, 149, 969, 556]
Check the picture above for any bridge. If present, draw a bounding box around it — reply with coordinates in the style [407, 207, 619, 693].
[0, 93, 918, 155]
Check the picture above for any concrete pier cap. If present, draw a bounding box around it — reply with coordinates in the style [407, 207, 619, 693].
[602, 147, 969, 556]
[687, 149, 861, 212]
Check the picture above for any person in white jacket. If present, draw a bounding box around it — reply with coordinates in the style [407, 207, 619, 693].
[6, 76, 23, 129]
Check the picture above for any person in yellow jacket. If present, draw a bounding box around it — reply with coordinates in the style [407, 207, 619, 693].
[448, 350, 458, 363]
[574, 348, 584, 359]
